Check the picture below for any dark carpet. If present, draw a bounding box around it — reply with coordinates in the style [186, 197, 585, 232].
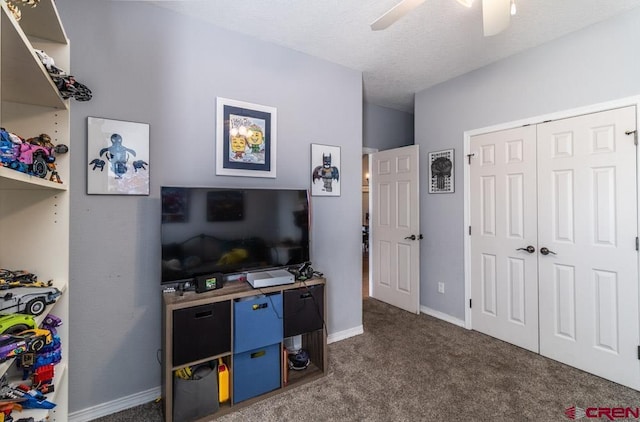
[93, 298, 640, 421]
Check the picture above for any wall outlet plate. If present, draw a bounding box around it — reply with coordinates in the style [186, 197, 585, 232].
[438, 282, 445, 294]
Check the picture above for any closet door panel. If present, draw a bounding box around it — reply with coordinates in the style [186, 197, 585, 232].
[470, 125, 539, 353]
[537, 106, 640, 390]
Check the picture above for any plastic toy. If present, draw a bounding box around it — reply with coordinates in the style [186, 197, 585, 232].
[41, 314, 62, 335]
[32, 364, 54, 386]
[0, 130, 69, 181]
[0, 336, 27, 362]
[34, 49, 91, 102]
[0, 269, 52, 290]
[0, 287, 61, 316]
[0, 314, 36, 335]
[15, 329, 52, 353]
[0, 328, 52, 363]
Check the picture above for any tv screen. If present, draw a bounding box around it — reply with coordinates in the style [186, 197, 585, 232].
[161, 187, 310, 284]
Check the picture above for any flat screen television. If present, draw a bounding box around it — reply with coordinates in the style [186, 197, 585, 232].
[161, 187, 310, 284]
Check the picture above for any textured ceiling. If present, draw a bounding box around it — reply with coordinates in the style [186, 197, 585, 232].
[150, 0, 640, 113]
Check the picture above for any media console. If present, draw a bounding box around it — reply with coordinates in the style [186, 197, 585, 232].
[162, 277, 327, 421]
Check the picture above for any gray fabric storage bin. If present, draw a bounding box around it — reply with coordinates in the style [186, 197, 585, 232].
[173, 362, 219, 422]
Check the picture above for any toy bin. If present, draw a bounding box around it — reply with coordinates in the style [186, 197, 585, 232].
[173, 361, 219, 422]
[233, 343, 281, 403]
[283, 284, 324, 337]
[233, 293, 283, 353]
[173, 301, 231, 366]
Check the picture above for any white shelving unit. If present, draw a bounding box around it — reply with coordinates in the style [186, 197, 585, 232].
[0, 1, 70, 420]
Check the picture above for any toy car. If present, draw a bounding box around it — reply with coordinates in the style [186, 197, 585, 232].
[0, 328, 52, 363]
[17, 328, 53, 352]
[0, 335, 27, 362]
[0, 269, 51, 290]
[0, 287, 61, 316]
[0, 313, 36, 335]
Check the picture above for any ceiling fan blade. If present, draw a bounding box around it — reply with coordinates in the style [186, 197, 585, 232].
[370, 0, 428, 31]
[482, 0, 510, 36]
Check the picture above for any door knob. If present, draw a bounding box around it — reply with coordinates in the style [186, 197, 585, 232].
[516, 245, 535, 253]
[404, 235, 416, 240]
[540, 247, 556, 256]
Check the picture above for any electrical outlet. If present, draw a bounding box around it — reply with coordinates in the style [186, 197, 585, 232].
[438, 282, 445, 294]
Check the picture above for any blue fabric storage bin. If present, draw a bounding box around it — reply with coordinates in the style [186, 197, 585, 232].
[233, 343, 281, 403]
[234, 293, 283, 353]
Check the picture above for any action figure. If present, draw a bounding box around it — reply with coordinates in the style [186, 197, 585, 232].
[312, 153, 340, 192]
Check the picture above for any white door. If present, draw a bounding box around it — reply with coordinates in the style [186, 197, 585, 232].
[470, 126, 539, 352]
[370, 145, 421, 314]
[470, 105, 640, 390]
[537, 106, 640, 390]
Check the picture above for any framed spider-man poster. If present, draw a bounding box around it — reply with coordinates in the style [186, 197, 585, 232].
[87, 117, 150, 195]
[216, 97, 277, 178]
[428, 148, 454, 193]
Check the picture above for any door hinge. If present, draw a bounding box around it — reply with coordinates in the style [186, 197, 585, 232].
[637, 345, 640, 360]
[626, 130, 638, 145]
[636, 237, 639, 251]
[469, 299, 472, 308]
[468, 226, 472, 235]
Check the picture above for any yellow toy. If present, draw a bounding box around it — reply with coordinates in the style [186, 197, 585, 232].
[217, 248, 248, 265]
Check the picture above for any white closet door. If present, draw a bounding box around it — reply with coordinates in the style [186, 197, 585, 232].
[537, 106, 640, 390]
[470, 126, 539, 352]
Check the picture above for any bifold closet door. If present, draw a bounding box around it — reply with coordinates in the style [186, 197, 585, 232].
[470, 125, 539, 353]
[537, 106, 640, 390]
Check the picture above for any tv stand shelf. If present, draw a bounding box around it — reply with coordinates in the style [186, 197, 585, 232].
[162, 277, 327, 421]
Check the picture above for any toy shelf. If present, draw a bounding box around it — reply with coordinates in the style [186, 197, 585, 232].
[0, 166, 68, 191]
[0, 0, 70, 419]
[0, 292, 67, 375]
[1, 3, 67, 110]
[12, 0, 68, 44]
[7, 363, 67, 420]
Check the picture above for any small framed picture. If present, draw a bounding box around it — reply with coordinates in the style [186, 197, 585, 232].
[87, 117, 150, 195]
[428, 149, 454, 194]
[216, 97, 277, 178]
[311, 143, 341, 197]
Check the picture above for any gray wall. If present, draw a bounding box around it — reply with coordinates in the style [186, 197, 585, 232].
[363, 102, 414, 150]
[57, 0, 363, 412]
[415, 9, 640, 319]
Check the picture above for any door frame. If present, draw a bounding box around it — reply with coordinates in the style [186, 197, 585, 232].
[363, 147, 378, 297]
[463, 95, 640, 330]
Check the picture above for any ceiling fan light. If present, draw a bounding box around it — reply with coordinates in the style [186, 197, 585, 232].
[456, 0, 473, 7]
[483, 0, 511, 36]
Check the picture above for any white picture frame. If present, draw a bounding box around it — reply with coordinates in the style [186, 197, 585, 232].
[87, 117, 150, 195]
[311, 143, 341, 197]
[216, 97, 277, 178]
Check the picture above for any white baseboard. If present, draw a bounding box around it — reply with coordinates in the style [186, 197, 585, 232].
[420, 305, 467, 328]
[69, 386, 161, 422]
[327, 325, 364, 343]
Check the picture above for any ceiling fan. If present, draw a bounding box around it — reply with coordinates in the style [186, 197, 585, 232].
[371, 0, 515, 36]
